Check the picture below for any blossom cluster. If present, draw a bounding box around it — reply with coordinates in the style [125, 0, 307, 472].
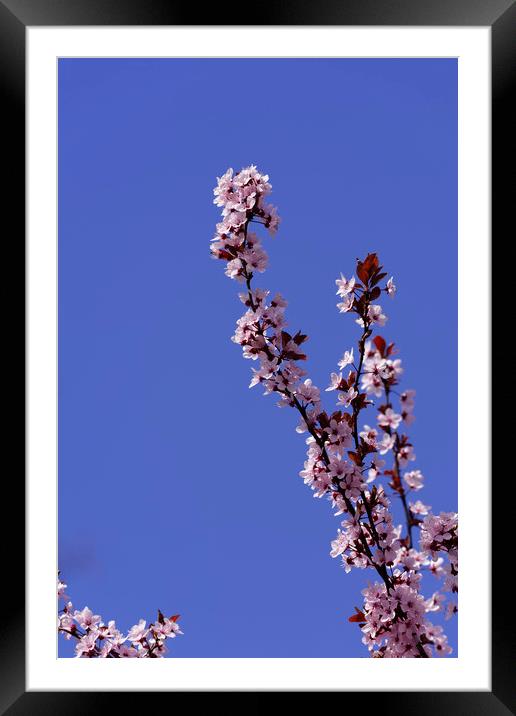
[211, 166, 458, 657]
[58, 575, 182, 658]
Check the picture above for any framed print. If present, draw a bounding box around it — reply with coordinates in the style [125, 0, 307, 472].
[2, 0, 511, 711]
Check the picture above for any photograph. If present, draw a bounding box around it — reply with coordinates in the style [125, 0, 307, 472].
[57, 57, 458, 659]
[1, 0, 505, 704]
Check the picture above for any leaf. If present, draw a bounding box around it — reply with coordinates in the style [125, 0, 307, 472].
[373, 335, 386, 356]
[363, 253, 379, 272]
[170, 614, 180, 622]
[354, 393, 369, 410]
[356, 263, 369, 285]
[284, 350, 307, 361]
[361, 440, 376, 455]
[293, 331, 308, 345]
[318, 411, 330, 428]
[348, 607, 366, 623]
[357, 253, 380, 285]
[348, 450, 362, 466]
[370, 271, 387, 287]
[355, 293, 367, 314]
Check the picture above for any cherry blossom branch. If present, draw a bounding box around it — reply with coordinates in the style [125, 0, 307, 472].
[57, 574, 182, 658]
[211, 166, 458, 657]
[382, 384, 415, 548]
[238, 224, 392, 591]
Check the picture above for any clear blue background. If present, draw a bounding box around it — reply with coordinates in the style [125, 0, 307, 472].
[58, 58, 457, 657]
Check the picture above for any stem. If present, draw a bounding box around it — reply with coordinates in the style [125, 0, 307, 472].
[384, 384, 413, 548]
[348, 301, 394, 585]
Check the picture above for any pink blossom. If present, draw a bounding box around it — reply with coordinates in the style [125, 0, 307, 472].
[153, 616, 182, 639]
[445, 602, 458, 620]
[378, 433, 395, 455]
[400, 389, 416, 412]
[327, 454, 353, 481]
[336, 274, 356, 297]
[73, 607, 101, 630]
[326, 418, 352, 447]
[409, 500, 431, 515]
[360, 425, 378, 446]
[420, 512, 458, 554]
[428, 557, 445, 577]
[127, 619, 149, 643]
[377, 408, 402, 430]
[75, 631, 99, 658]
[367, 459, 385, 482]
[403, 469, 425, 491]
[296, 379, 321, 405]
[57, 579, 69, 601]
[325, 372, 343, 392]
[398, 444, 416, 466]
[58, 611, 75, 639]
[424, 591, 446, 612]
[337, 348, 354, 370]
[337, 295, 354, 313]
[330, 530, 349, 558]
[337, 387, 358, 407]
[356, 304, 387, 327]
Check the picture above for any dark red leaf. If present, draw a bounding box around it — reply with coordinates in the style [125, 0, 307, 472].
[348, 607, 366, 623]
[318, 412, 329, 428]
[356, 264, 369, 285]
[373, 335, 386, 356]
[370, 271, 387, 287]
[293, 331, 308, 345]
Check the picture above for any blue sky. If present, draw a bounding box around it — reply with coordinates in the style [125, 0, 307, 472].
[58, 58, 457, 657]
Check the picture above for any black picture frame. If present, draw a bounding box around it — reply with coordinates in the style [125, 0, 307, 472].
[3, 0, 509, 711]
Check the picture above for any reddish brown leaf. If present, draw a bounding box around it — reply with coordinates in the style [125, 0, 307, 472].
[348, 607, 366, 623]
[356, 263, 369, 285]
[348, 451, 362, 466]
[373, 335, 386, 356]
